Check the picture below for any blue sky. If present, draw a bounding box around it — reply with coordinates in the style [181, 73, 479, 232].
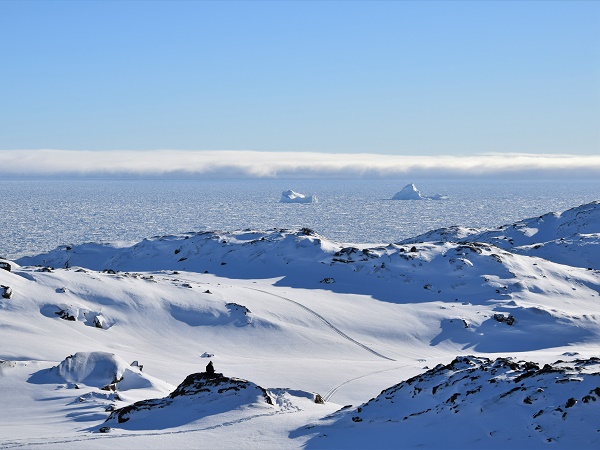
[1, 0, 598, 156]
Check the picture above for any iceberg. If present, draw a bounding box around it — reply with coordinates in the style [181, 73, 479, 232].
[392, 183, 448, 200]
[280, 189, 317, 204]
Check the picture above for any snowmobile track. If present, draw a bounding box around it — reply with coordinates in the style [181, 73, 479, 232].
[246, 287, 395, 362]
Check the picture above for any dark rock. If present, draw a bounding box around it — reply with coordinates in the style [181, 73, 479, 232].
[103, 269, 116, 274]
[410, 246, 418, 252]
[98, 426, 111, 433]
[314, 394, 325, 404]
[565, 398, 577, 408]
[55, 309, 76, 321]
[226, 302, 251, 315]
[206, 361, 215, 375]
[505, 315, 515, 326]
[0, 262, 11, 272]
[493, 314, 505, 323]
[1, 285, 12, 299]
[320, 277, 335, 284]
[93, 315, 105, 329]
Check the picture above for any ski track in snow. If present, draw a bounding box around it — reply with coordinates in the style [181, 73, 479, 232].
[322, 365, 409, 402]
[246, 287, 396, 362]
[0, 410, 300, 449]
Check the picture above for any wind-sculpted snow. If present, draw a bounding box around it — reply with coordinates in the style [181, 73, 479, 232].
[402, 200, 600, 269]
[299, 355, 600, 449]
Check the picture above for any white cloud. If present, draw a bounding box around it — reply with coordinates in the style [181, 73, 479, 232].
[1, 150, 599, 179]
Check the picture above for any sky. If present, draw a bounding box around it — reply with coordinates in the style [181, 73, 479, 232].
[0, 0, 599, 178]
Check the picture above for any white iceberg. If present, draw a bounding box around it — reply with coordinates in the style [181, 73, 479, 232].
[392, 183, 448, 201]
[280, 189, 317, 204]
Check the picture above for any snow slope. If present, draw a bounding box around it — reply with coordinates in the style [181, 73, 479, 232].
[298, 355, 600, 449]
[1, 200, 600, 448]
[402, 200, 600, 269]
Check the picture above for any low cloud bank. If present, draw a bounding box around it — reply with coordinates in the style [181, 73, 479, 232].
[1, 150, 599, 179]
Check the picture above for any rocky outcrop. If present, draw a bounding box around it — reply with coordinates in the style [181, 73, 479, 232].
[105, 368, 273, 425]
[312, 355, 600, 447]
[1, 285, 12, 299]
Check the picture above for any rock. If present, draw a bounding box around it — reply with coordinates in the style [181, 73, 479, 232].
[0, 262, 11, 272]
[1, 285, 12, 299]
[106, 370, 273, 425]
[206, 361, 215, 376]
[200, 352, 214, 358]
[56, 309, 76, 321]
[98, 426, 111, 433]
[130, 361, 143, 371]
[314, 393, 325, 404]
[320, 277, 335, 284]
[93, 315, 106, 329]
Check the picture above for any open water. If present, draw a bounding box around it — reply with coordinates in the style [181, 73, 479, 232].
[1, 179, 599, 259]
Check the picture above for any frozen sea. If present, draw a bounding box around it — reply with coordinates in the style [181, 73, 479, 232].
[2, 178, 599, 259]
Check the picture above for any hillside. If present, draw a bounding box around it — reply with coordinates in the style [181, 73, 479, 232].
[1, 201, 599, 448]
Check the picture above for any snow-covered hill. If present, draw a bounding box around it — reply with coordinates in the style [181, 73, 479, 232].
[1, 200, 599, 448]
[299, 355, 600, 448]
[401, 200, 600, 269]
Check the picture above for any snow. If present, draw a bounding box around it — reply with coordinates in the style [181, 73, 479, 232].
[392, 183, 448, 200]
[402, 200, 600, 269]
[280, 189, 317, 203]
[1, 200, 600, 448]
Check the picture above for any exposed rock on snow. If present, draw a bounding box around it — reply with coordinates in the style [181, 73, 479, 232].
[105, 368, 273, 427]
[402, 200, 600, 269]
[392, 183, 447, 200]
[0, 261, 11, 272]
[1, 285, 12, 299]
[303, 355, 600, 448]
[43, 304, 110, 329]
[280, 190, 317, 204]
